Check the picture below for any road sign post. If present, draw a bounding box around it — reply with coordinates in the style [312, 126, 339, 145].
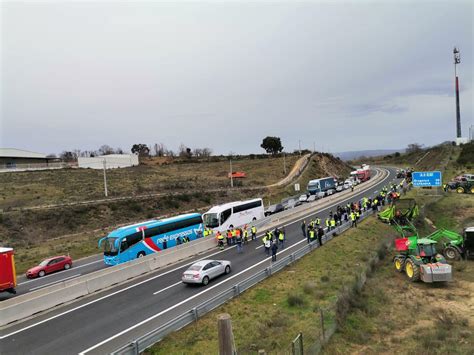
[412, 171, 442, 187]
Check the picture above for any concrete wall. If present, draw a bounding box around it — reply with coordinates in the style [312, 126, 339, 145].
[78, 154, 139, 169]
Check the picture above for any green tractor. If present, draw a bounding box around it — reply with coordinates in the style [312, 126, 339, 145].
[426, 227, 474, 261]
[378, 198, 419, 225]
[393, 238, 453, 283]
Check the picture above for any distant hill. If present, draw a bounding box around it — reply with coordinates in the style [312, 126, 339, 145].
[335, 149, 403, 161]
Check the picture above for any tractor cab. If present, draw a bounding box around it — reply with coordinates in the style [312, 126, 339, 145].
[415, 239, 440, 261]
[464, 227, 474, 258]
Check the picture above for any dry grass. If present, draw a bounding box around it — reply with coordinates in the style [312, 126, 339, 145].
[145, 218, 396, 355]
[0, 155, 299, 209]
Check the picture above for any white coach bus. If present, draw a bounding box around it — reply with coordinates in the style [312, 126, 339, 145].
[202, 198, 264, 232]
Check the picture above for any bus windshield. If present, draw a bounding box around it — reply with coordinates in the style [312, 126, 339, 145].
[203, 213, 220, 228]
[102, 237, 119, 256]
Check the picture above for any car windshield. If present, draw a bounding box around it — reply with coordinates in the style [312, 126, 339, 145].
[203, 213, 220, 228]
[39, 259, 50, 266]
[102, 237, 119, 256]
[187, 265, 202, 271]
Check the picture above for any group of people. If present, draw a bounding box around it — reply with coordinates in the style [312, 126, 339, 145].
[214, 225, 257, 251]
[210, 181, 405, 257]
[262, 227, 286, 261]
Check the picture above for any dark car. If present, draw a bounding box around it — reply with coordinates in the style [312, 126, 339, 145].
[264, 203, 284, 216]
[26, 255, 73, 278]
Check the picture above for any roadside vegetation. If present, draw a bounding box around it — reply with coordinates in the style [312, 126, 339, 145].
[323, 148, 473, 354]
[146, 218, 397, 354]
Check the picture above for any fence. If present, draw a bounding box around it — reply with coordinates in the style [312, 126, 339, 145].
[111, 209, 377, 355]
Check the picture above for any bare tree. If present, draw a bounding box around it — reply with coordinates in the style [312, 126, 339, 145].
[201, 148, 212, 158]
[193, 148, 203, 157]
[115, 147, 124, 154]
[406, 143, 423, 154]
[99, 145, 114, 155]
[153, 143, 166, 157]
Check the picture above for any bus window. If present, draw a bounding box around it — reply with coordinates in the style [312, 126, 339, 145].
[220, 209, 231, 225]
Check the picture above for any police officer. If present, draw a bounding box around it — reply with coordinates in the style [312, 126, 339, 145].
[350, 212, 357, 227]
[309, 227, 316, 243]
[317, 226, 324, 246]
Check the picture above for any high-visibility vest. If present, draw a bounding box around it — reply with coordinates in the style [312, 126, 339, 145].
[325, 219, 330, 227]
[356, 211, 360, 218]
[316, 218, 321, 225]
[235, 229, 241, 237]
[251, 226, 257, 234]
[330, 219, 336, 227]
[227, 231, 232, 238]
[350, 213, 356, 221]
[231, 230, 236, 237]
[309, 230, 315, 239]
[279, 232, 284, 241]
[243, 229, 248, 238]
[217, 233, 224, 241]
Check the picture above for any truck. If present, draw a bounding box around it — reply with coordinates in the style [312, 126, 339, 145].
[0, 247, 17, 294]
[307, 177, 336, 196]
[351, 164, 371, 182]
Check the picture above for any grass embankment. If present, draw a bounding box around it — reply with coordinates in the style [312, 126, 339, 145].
[0, 155, 299, 210]
[146, 217, 397, 355]
[324, 185, 474, 354]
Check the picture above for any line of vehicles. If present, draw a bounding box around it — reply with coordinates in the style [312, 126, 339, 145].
[1, 166, 372, 294]
[265, 165, 371, 216]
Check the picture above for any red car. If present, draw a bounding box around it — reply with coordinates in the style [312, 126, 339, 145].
[26, 255, 73, 278]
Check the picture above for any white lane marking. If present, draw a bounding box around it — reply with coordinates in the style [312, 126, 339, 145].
[1, 169, 391, 340]
[79, 238, 307, 354]
[153, 281, 182, 295]
[29, 274, 82, 292]
[0, 247, 237, 339]
[18, 260, 102, 286]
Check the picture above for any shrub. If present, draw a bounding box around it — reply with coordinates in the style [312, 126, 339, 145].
[287, 292, 306, 307]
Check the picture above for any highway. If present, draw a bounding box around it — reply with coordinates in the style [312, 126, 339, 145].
[0, 167, 400, 354]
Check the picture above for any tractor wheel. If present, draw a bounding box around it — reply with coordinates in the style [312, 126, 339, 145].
[444, 246, 461, 262]
[394, 257, 404, 273]
[470, 186, 474, 194]
[405, 259, 420, 282]
[456, 187, 465, 194]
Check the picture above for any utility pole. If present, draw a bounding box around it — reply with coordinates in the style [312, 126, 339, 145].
[229, 159, 233, 188]
[298, 140, 301, 156]
[453, 47, 462, 138]
[102, 158, 108, 197]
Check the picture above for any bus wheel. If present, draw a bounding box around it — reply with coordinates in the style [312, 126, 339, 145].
[229, 225, 234, 229]
[252, 217, 257, 221]
[137, 252, 146, 258]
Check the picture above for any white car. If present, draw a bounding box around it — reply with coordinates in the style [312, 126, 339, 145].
[182, 259, 231, 285]
[299, 194, 308, 203]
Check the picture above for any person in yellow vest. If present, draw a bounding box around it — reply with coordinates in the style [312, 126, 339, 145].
[216, 231, 224, 250]
[350, 212, 357, 227]
[325, 217, 330, 231]
[278, 228, 285, 249]
[243, 226, 249, 244]
[251, 225, 257, 241]
[231, 228, 237, 245]
[355, 210, 360, 220]
[315, 217, 321, 227]
[308, 228, 315, 243]
[330, 217, 336, 231]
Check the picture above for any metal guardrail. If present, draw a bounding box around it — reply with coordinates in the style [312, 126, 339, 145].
[111, 209, 376, 355]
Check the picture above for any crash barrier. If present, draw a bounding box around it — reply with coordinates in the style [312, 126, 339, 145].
[0, 168, 389, 327]
[111, 209, 376, 355]
[0, 237, 217, 327]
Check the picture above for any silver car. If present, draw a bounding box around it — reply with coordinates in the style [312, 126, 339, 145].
[182, 259, 231, 285]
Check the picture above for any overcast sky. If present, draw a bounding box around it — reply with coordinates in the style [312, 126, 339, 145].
[1, 0, 473, 155]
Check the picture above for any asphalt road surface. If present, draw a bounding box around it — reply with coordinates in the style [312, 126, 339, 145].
[0, 167, 400, 354]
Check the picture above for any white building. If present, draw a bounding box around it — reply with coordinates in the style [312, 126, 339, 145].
[78, 154, 139, 169]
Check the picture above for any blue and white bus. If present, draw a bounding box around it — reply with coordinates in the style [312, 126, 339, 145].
[98, 213, 203, 266]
